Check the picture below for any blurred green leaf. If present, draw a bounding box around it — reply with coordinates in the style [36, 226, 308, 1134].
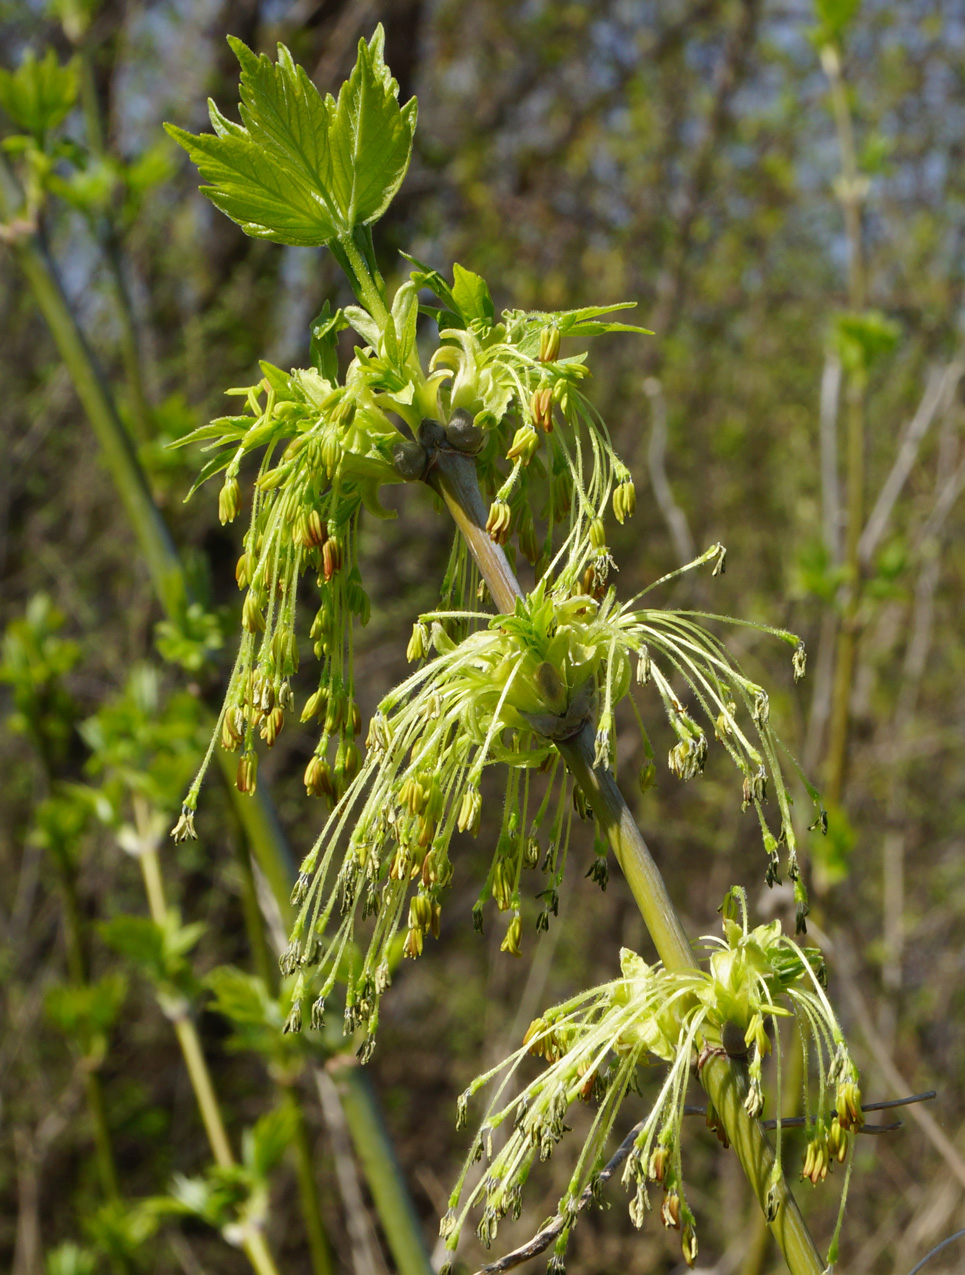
[154, 602, 225, 672]
[45, 973, 127, 1057]
[45, 1242, 96, 1275]
[814, 0, 862, 45]
[832, 310, 900, 380]
[243, 1104, 296, 1181]
[99, 911, 204, 999]
[0, 48, 78, 143]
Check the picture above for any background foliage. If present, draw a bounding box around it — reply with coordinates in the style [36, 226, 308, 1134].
[1, 2, 963, 1273]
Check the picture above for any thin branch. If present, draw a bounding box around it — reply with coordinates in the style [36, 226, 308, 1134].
[820, 351, 843, 565]
[315, 1067, 386, 1275]
[823, 928, 965, 1193]
[643, 377, 696, 565]
[858, 362, 962, 567]
[473, 1116, 649, 1275]
[907, 1229, 965, 1275]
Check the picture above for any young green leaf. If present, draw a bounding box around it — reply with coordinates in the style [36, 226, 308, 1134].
[165, 27, 416, 248]
[327, 26, 418, 231]
[451, 262, 495, 327]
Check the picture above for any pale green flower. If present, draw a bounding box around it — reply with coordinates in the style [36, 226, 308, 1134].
[440, 889, 860, 1271]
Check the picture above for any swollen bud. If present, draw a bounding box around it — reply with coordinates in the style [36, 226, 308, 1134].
[236, 750, 258, 794]
[392, 439, 428, 481]
[445, 408, 484, 454]
[218, 476, 240, 524]
[589, 518, 607, 551]
[506, 423, 540, 465]
[486, 500, 512, 545]
[530, 385, 554, 431]
[539, 325, 561, 363]
[612, 479, 636, 524]
[499, 914, 522, 957]
[457, 786, 482, 835]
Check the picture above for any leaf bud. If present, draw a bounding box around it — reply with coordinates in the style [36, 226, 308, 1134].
[218, 476, 241, 524]
[392, 439, 428, 481]
[445, 408, 484, 454]
[418, 418, 446, 448]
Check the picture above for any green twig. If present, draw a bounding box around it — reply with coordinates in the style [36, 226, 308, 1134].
[327, 1056, 434, 1275]
[283, 1087, 336, 1275]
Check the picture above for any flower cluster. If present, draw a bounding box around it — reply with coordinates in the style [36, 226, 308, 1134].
[281, 542, 816, 1056]
[170, 270, 645, 837]
[440, 889, 861, 1271]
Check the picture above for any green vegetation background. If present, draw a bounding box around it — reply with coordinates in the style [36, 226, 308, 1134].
[1, 2, 963, 1273]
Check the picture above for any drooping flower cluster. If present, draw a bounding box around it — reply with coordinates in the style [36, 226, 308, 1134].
[170, 268, 645, 837]
[281, 542, 817, 1055]
[440, 889, 862, 1272]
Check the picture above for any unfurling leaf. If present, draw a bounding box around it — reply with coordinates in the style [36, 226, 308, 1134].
[164, 27, 416, 247]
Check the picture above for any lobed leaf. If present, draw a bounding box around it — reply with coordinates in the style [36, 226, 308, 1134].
[165, 27, 416, 247]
